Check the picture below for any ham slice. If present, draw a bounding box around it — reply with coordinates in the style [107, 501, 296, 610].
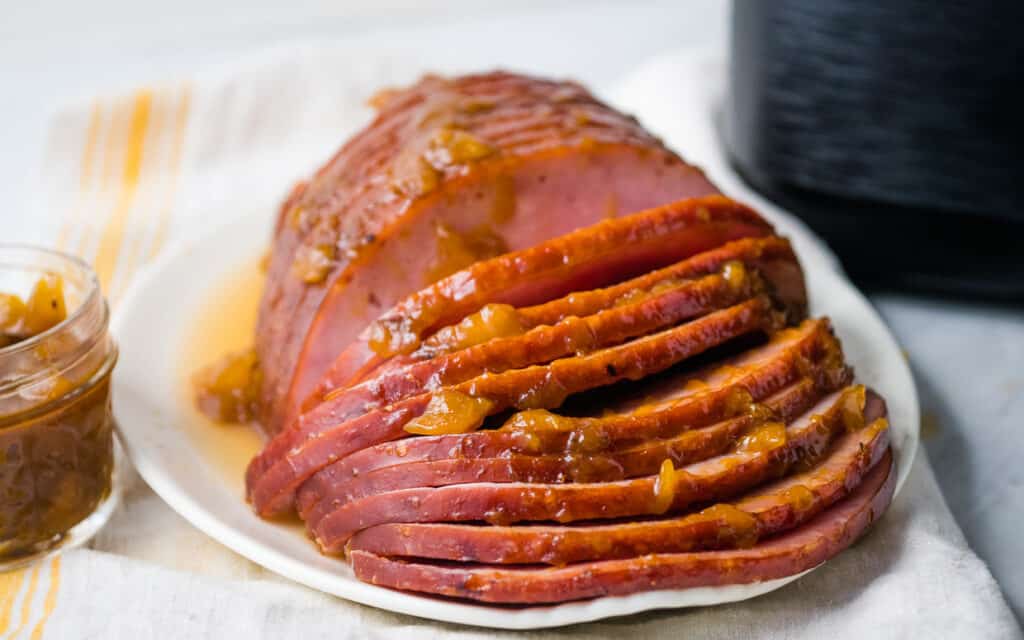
[293, 317, 844, 518]
[348, 449, 895, 603]
[248, 297, 781, 516]
[309, 387, 880, 551]
[312, 195, 774, 402]
[348, 420, 891, 565]
[305, 238, 805, 417]
[306, 267, 769, 424]
[302, 375, 832, 511]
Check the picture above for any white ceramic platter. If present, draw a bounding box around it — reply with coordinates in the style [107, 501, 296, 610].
[111, 45, 917, 631]
[112, 202, 918, 630]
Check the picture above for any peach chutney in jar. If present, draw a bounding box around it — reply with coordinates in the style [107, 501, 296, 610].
[0, 246, 118, 565]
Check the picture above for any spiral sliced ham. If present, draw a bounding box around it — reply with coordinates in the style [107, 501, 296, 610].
[348, 451, 895, 603]
[296, 338, 852, 520]
[311, 195, 776, 405]
[293, 316, 842, 518]
[306, 237, 804, 419]
[309, 376, 830, 509]
[347, 422, 891, 565]
[257, 72, 721, 434]
[243, 71, 897, 606]
[249, 295, 782, 516]
[307, 263, 770, 425]
[309, 386, 878, 551]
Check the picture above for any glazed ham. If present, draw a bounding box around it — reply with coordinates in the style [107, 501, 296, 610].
[348, 450, 895, 603]
[347, 429, 891, 565]
[305, 376, 832, 511]
[242, 71, 896, 605]
[293, 317, 846, 518]
[257, 72, 720, 434]
[307, 387, 880, 550]
[249, 296, 781, 516]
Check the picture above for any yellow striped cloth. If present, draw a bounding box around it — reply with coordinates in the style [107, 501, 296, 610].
[3, 45, 1018, 639]
[54, 88, 189, 301]
[2, 49, 417, 635]
[0, 560, 58, 640]
[3, 86, 190, 640]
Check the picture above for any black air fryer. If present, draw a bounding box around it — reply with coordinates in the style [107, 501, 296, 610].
[725, 1, 1024, 299]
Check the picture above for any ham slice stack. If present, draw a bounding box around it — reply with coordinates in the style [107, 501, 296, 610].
[247, 72, 896, 604]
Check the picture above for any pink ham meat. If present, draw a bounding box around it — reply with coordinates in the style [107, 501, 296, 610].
[347, 422, 892, 565]
[439, 236, 806, 351]
[248, 296, 781, 517]
[309, 386, 880, 551]
[311, 195, 774, 403]
[294, 316, 844, 517]
[307, 375, 830, 508]
[348, 449, 895, 603]
[305, 264, 775, 426]
[310, 233, 803, 409]
[257, 72, 722, 434]
[247, 198, 781, 513]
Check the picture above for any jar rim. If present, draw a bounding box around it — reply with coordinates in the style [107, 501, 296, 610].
[0, 243, 102, 359]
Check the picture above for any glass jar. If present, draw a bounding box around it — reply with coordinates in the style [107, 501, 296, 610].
[0, 245, 120, 569]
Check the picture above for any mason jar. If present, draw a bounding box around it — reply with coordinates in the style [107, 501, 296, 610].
[0, 245, 120, 569]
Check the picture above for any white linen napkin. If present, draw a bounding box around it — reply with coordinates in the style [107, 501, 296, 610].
[6, 43, 1019, 639]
